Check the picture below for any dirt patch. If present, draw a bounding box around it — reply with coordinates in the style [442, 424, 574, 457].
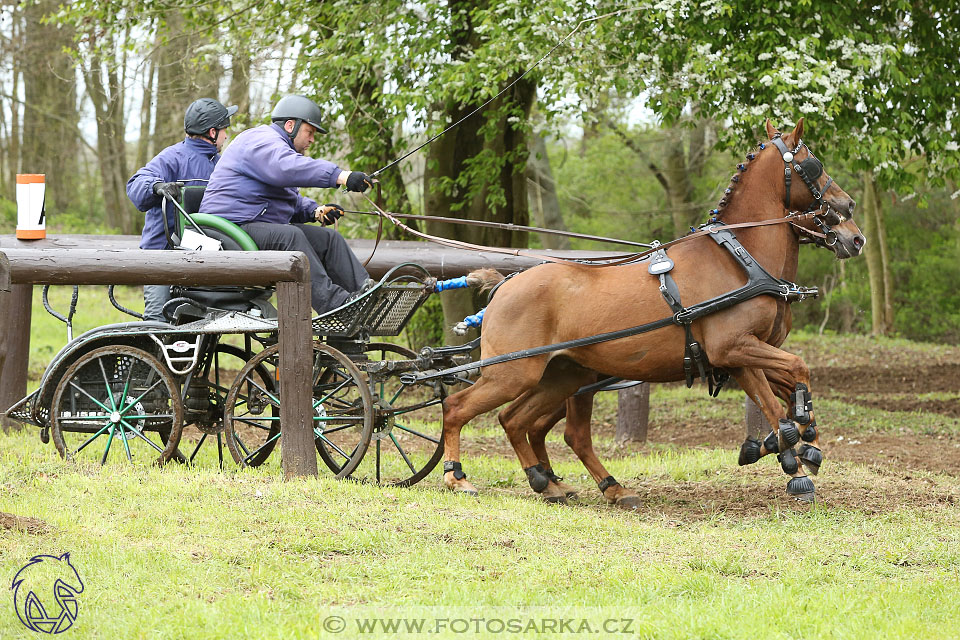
[0, 512, 50, 535]
[813, 364, 960, 398]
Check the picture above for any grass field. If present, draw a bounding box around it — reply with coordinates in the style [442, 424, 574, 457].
[2, 288, 960, 638]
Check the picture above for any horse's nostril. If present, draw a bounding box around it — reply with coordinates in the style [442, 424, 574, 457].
[854, 235, 864, 248]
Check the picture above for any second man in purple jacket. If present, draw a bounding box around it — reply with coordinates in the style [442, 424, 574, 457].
[200, 95, 373, 314]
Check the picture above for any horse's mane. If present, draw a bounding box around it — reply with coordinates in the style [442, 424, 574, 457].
[707, 140, 769, 225]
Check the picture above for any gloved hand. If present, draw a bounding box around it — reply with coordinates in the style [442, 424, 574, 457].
[316, 203, 344, 225]
[153, 181, 183, 203]
[345, 171, 374, 193]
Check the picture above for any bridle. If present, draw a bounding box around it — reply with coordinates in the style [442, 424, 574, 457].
[772, 135, 845, 248]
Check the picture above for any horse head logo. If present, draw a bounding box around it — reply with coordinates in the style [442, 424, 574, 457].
[11, 553, 84, 634]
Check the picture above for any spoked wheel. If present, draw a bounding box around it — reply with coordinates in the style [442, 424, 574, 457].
[180, 343, 265, 467]
[224, 342, 373, 476]
[50, 345, 183, 465]
[311, 343, 375, 478]
[346, 343, 445, 487]
[222, 346, 282, 468]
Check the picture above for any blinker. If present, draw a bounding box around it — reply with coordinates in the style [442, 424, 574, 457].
[798, 156, 823, 180]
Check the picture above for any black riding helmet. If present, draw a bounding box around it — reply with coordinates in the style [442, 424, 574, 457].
[184, 98, 238, 138]
[271, 94, 328, 140]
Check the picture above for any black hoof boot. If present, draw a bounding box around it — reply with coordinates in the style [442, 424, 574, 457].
[786, 476, 816, 502]
[801, 422, 817, 443]
[778, 419, 800, 448]
[524, 464, 550, 493]
[778, 448, 799, 475]
[797, 444, 823, 476]
[762, 430, 779, 454]
[738, 437, 763, 466]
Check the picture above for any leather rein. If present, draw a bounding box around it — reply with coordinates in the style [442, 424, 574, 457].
[358, 192, 826, 269]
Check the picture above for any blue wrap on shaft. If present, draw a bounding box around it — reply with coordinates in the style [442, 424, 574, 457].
[434, 276, 469, 292]
[463, 307, 485, 328]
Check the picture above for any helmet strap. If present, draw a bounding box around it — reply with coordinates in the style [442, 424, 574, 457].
[288, 118, 303, 141]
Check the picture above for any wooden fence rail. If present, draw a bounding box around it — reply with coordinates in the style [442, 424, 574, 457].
[0, 247, 317, 479]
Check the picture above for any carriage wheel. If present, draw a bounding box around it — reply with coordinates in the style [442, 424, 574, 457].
[50, 345, 183, 465]
[344, 343, 445, 487]
[311, 343, 375, 478]
[180, 343, 271, 467]
[224, 342, 373, 475]
[222, 345, 282, 468]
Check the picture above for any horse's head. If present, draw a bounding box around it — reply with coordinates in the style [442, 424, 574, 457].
[764, 118, 865, 259]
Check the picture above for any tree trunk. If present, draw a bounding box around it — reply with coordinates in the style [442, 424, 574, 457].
[229, 52, 251, 117]
[664, 127, 696, 237]
[861, 171, 887, 335]
[423, 0, 537, 344]
[526, 131, 570, 249]
[84, 47, 133, 233]
[135, 50, 157, 171]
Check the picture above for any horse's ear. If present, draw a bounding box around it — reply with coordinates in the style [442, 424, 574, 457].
[791, 117, 805, 143]
[765, 119, 779, 139]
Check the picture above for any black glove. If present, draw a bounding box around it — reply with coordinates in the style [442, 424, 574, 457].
[345, 171, 374, 193]
[316, 203, 344, 225]
[153, 181, 183, 203]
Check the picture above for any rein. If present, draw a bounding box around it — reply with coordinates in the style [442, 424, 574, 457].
[359, 192, 820, 269]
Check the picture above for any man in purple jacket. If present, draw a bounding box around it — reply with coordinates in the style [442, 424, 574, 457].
[127, 98, 238, 320]
[200, 94, 373, 314]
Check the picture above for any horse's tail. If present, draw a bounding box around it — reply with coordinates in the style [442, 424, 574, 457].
[465, 269, 504, 293]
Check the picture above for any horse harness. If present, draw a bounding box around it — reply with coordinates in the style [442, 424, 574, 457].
[404, 223, 818, 390]
[648, 223, 818, 394]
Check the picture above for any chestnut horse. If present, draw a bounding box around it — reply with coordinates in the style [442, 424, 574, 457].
[439, 118, 865, 506]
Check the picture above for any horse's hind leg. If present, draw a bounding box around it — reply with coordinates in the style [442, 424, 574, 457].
[441, 374, 533, 495]
[526, 403, 580, 498]
[562, 393, 642, 510]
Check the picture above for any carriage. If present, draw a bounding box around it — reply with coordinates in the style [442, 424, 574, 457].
[3, 191, 475, 487]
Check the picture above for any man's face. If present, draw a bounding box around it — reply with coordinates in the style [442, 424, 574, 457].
[214, 128, 228, 152]
[288, 120, 317, 154]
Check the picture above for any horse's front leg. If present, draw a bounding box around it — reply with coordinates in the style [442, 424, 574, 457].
[729, 367, 816, 501]
[759, 368, 822, 475]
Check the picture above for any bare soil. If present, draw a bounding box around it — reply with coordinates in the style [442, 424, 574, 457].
[468, 349, 960, 517]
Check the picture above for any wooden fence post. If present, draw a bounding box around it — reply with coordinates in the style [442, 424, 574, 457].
[745, 396, 770, 439]
[616, 383, 649, 443]
[277, 278, 318, 479]
[0, 284, 32, 432]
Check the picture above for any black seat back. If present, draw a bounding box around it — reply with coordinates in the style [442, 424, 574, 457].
[181, 185, 206, 215]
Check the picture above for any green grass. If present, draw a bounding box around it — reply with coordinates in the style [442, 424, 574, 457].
[6, 297, 960, 638]
[3, 431, 960, 639]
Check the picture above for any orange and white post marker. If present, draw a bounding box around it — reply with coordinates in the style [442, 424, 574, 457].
[16, 173, 46, 239]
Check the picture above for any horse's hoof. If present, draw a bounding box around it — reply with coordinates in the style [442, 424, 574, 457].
[778, 448, 799, 475]
[778, 419, 800, 448]
[738, 437, 762, 466]
[615, 495, 642, 511]
[541, 483, 568, 504]
[786, 476, 815, 502]
[443, 472, 479, 497]
[797, 444, 822, 476]
[551, 480, 579, 499]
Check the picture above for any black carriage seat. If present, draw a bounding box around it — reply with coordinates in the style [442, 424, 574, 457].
[168, 185, 276, 323]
